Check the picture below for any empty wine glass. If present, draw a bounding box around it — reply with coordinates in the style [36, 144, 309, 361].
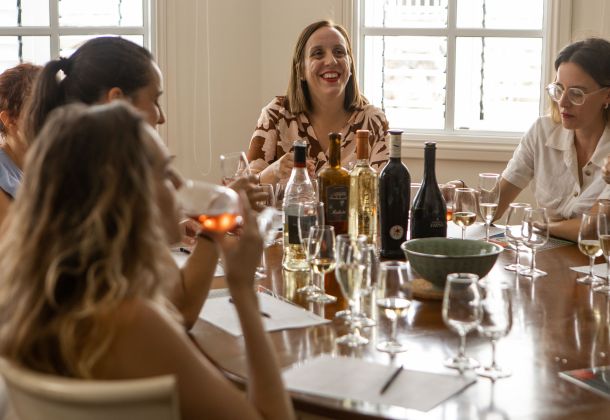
[453, 188, 478, 240]
[443, 273, 482, 370]
[296, 202, 325, 295]
[578, 212, 604, 285]
[478, 173, 500, 242]
[334, 234, 367, 323]
[505, 202, 531, 272]
[376, 262, 412, 354]
[476, 280, 513, 380]
[307, 225, 337, 304]
[353, 243, 378, 328]
[335, 238, 368, 347]
[219, 151, 251, 186]
[440, 183, 456, 222]
[520, 208, 549, 278]
[596, 213, 610, 294]
[176, 180, 242, 233]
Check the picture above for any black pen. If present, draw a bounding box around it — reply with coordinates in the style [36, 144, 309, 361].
[379, 365, 403, 395]
[228, 297, 271, 319]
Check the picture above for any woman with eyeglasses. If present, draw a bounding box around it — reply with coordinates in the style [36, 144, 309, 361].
[495, 37, 610, 241]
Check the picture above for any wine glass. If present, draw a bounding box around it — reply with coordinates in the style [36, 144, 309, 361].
[443, 273, 482, 370]
[219, 151, 251, 185]
[478, 173, 500, 242]
[440, 183, 456, 222]
[578, 212, 604, 285]
[504, 202, 531, 272]
[453, 188, 478, 240]
[258, 183, 275, 208]
[595, 213, 610, 294]
[296, 202, 325, 295]
[307, 225, 337, 304]
[353, 244, 378, 328]
[520, 208, 549, 278]
[254, 184, 276, 278]
[176, 179, 242, 233]
[335, 238, 368, 347]
[334, 234, 368, 323]
[376, 261, 412, 354]
[476, 280, 513, 380]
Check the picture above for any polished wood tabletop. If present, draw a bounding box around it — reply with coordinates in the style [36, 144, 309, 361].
[190, 241, 610, 419]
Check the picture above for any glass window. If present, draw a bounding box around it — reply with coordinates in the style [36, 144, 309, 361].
[0, 36, 50, 73]
[59, 0, 143, 27]
[0, 0, 49, 27]
[60, 35, 144, 57]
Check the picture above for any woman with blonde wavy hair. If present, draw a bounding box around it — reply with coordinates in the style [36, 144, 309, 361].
[0, 102, 294, 420]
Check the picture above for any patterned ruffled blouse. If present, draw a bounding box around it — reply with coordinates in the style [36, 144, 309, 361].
[247, 96, 389, 176]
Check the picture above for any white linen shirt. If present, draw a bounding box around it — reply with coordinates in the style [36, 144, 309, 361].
[502, 116, 610, 221]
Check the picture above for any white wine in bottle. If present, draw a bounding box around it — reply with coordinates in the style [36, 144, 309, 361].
[348, 130, 378, 244]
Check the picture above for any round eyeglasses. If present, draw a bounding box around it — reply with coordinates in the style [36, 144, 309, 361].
[546, 83, 609, 106]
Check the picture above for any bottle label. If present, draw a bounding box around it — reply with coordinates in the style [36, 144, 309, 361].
[325, 185, 348, 223]
[389, 137, 402, 158]
[389, 225, 404, 240]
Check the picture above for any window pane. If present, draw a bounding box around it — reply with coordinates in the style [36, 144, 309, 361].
[363, 36, 447, 130]
[60, 35, 144, 57]
[457, 0, 543, 30]
[454, 37, 542, 132]
[0, 36, 50, 73]
[0, 0, 49, 26]
[59, 0, 143, 26]
[364, 0, 447, 29]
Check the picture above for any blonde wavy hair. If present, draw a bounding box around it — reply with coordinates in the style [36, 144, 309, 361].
[0, 102, 173, 378]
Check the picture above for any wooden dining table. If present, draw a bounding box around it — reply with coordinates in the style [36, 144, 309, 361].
[190, 241, 610, 419]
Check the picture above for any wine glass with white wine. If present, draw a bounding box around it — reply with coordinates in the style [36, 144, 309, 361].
[596, 213, 610, 294]
[306, 225, 337, 304]
[578, 212, 604, 285]
[453, 188, 478, 240]
[520, 208, 549, 278]
[478, 173, 500, 242]
[376, 261, 411, 354]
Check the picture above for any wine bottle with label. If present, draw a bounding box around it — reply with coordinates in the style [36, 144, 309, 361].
[410, 142, 447, 238]
[379, 130, 410, 258]
[318, 132, 349, 235]
[348, 130, 378, 244]
[282, 141, 316, 271]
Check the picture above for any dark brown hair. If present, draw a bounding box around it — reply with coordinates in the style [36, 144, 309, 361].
[0, 63, 41, 135]
[285, 20, 367, 114]
[23, 37, 154, 144]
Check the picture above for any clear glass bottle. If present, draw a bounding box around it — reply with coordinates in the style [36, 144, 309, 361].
[348, 130, 378, 244]
[282, 141, 316, 271]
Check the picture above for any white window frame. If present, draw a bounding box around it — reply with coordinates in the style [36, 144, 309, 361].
[348, 0, 572, 161]
[0, 0, 156, 59]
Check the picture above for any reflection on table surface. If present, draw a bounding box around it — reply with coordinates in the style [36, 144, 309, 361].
[190, 243, 610, 419]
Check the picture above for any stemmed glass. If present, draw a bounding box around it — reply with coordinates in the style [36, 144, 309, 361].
[478, 173, 500, 242]
[504, 203, 531, 272]
[376, 262, 412, 354]
[453, 188, 478, 239]
[335, 237, 368, 347]
[219, 151, 251, 185]
[334, 234, 368, 323]
[443, 273, 482, 370]
[357, 244, 379, 328]
[596, 213, 610, 294]
[520, 208, 549, 278]
[578, 212, 604, 285]
[307, 225, 337, 304]
[176, 179, 242, 233]
[297, 202, 325, 295]
[476, 280, 513, 380]
[255, 184, 276, 278]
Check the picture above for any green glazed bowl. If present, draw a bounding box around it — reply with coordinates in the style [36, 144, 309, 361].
[401, 238, 503, 289]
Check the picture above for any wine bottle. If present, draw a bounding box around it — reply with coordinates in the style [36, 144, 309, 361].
[379, 130, 410, 258]
[318, 132, 350, 235]
[348, 130, 378, 244]
[410, 142, 447, 238]
[282, 141, 316, 271]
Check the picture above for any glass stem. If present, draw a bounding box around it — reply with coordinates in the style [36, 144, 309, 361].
[490, 339, 498, 369]
[458, 333, 467, 359]
[390, 318, 398, 343]
[515, 244, 521, 266]
[589, 256, 595, 278]
[462, 226, 466, 240]
[606, 257, 610, 287]
[531, 248, 536, 272]
[315, 271, 324, 293]
[485, 222, 490, 242]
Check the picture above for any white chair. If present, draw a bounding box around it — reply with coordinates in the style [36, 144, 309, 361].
[0, 358, 180, 420]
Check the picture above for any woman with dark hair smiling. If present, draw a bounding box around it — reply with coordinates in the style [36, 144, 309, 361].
[247, 20, 389, 184]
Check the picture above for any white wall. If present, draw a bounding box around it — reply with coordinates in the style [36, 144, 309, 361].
[158, 0, 610, 203]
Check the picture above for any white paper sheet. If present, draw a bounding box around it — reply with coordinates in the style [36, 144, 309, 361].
[199, 292, 329, 336]
[570, 263, 608, 277]
[171, 251, 224, 277]
[447, 221, 504, 240]
[282, 355, 475, 413]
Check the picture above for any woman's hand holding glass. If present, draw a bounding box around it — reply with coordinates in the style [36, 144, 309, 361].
[504, 203, 531, 272]
[443, 273, 482, 370]
[453, 188, 478, 240]
[578, 212, 604, 285]
[478, 173, 500, 242]
[376, 262, 411, 354]
[520, 208, 549, 278]
[220, 151, 251, 186]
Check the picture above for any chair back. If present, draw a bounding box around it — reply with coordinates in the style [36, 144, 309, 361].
[0, 358, 180, 420]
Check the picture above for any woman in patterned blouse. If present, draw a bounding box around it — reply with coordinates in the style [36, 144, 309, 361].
[247, 20, 389, 184]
